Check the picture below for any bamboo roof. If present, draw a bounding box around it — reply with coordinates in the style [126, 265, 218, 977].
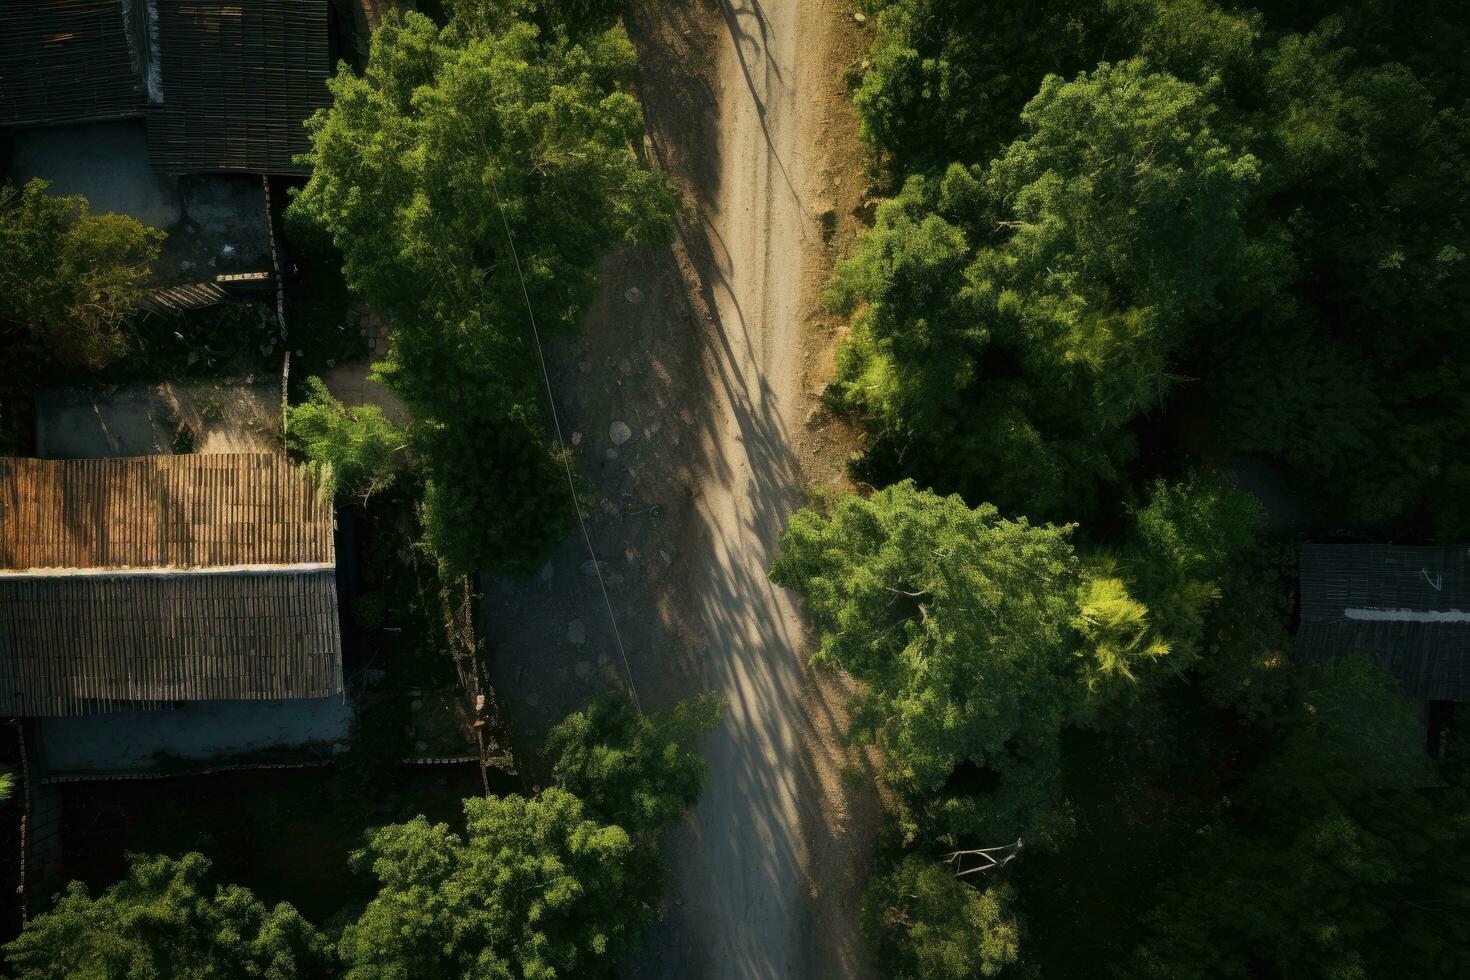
[145, 0, 332, 174]
[0, 570, 342, 716]
[1, 454, 334, 571]
[0, 0, 148, 127]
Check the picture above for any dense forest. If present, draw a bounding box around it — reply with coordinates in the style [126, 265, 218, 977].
[771, 0, 1470, 975]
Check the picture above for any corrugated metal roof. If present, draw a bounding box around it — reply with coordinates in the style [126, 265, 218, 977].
[0, 569, 342, 716]
[1296, 544, 1470, 701]
[0, 0, 147, 127]
[145, 0, 331, 174]
[0, 454, 334, 572]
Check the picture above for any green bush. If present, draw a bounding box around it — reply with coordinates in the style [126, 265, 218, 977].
[286, 377, 408, 508]
[0, 179, 164, 372]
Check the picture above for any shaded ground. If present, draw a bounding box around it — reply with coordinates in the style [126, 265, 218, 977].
[7, 121, 271, 282]
[35, 698, 353, 777]
[483, 1, 881, 976]
[53, 764, 491, 926]
[34, 379, 282, 458]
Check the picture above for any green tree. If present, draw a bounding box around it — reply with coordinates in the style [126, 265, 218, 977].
[831, 60, 1261, 520]
[290, 8, 669, 419]
[1121, 472, 1263, 669]
[853, 0, 1106, 172]
[1128, 658, 1470, 978]
[4, 853, 330, 980]
[414, 408, 573, 579]
[770, 481, 1082, 843]
[864, 855, 1022, 979]
[339, 789, 658, 979]
[1201, 15, 1470, 534]
[286, 377, 409, 508]
[0, 179, 164, 371]
[290, 4, 671, 575]
[545, 692, 722, 836]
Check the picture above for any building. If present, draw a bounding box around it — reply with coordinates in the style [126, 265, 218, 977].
[0, 453, 349, 774]
[0, 0, 333, 175]
[1296, 543, 1468, 752]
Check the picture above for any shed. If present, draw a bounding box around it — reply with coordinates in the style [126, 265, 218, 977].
[1296, 543, 1470, 702]
[0, 0, 150, 127]
[0, 454, 343, 717]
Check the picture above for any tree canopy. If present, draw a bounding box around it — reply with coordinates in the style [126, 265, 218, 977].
[0, 178, 164, 372]
[286, 378, 409, 508]
[6, 696, 717, 979]
[339, 790, 650, 980]
[805, 0, 1470, 973]
[341, 694, 716, 978]
[1129, 659, 1470, 979]
[830, 59, 1263, 521]
[840, 0, 1470, 534]
[545, 691, 721, 836]
[4, 853, 330, 980]
[289, 1, 672, 575]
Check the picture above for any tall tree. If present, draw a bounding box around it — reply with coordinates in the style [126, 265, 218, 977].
[289, 3, 672, 575]
[290, 7, 670, 418]
[286, 378, 410, 509]
[771, 481, 1084, 843]
[830, 60, 1262, 520]
[864, 856, 1023, 979]
[341, 695, 717, 977]
[340, 790, 655, 979]
[545, 691, 721, 836]
[1129, 658, 1470, 979]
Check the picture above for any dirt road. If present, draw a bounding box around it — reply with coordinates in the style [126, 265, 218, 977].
[484, 1, 876, 975]
[630, 2, 876, 977]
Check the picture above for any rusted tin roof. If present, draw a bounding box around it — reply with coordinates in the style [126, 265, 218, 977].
[0, 569, 342, 716]
[0, 454, 334, 571]
[1296, 544, 1470, 702]
[0, 454, 342, 716]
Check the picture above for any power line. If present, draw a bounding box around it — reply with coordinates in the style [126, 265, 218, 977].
[487, 173, 642, 715]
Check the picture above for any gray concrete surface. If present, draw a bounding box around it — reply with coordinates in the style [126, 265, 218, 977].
[35, 698, 353, 775]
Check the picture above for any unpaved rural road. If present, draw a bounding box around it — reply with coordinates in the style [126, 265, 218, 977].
[634, 1, 873, 977]
[487, 1, 876, 974]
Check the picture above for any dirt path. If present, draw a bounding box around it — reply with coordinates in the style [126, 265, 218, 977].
[628, 2, 877, 976]
[483, 2, 877, 976]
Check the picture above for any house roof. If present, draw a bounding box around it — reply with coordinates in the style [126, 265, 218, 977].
[145, 0, 332, 175]
[0, 570, 342, 716]
[1, 454, 335, 571]
[1296, 543, 1470, 702]
[0, 454, 342, 717]
[0, 0, 149, 127]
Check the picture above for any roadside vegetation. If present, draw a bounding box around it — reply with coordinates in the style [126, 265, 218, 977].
[780, 0, 1470, 975]
[5, 695, 719, 980]
[287, 0, 672, 579]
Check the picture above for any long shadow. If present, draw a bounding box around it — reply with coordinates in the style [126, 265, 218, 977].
[717, 0, 807, 225]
